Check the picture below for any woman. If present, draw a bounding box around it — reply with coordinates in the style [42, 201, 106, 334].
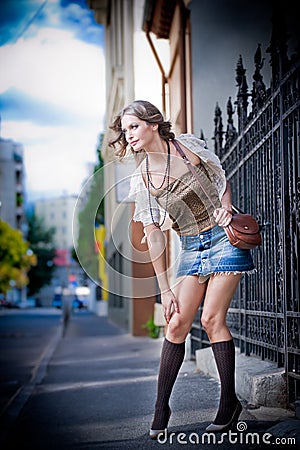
[109, 100, 255, 439]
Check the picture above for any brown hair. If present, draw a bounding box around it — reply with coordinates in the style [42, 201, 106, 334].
[109, 100, 175, 158]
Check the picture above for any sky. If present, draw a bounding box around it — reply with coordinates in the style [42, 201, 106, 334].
[0, 0, 105, 201]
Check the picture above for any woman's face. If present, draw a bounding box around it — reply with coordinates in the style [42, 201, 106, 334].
[121, 114, 157, 152]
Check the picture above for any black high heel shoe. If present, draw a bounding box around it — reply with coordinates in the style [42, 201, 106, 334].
[149, 407, 171, 440]
[205, 400, 242, 432]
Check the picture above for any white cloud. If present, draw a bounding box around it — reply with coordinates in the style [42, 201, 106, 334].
[0, 28, 105, 118]
[2, 120, 57, 142]
[26, 132, 97, 195]
[0, 26, 105, 200]
[1, 120, 100, 196]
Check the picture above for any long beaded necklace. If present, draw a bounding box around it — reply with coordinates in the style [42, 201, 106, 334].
[145, 140, 171, 227]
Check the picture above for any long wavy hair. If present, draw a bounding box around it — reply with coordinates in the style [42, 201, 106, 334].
[109, 100, 175, 158]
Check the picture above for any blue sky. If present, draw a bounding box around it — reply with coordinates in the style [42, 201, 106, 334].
[0, 0, 105, 200]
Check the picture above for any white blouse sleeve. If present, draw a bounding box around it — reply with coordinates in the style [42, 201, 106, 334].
[128, 168, 160, 227]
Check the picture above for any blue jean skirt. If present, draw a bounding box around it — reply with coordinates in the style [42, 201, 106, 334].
[176, 225, 255, 281]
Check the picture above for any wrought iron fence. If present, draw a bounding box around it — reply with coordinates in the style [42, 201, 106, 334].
[190, 14, 300, 407]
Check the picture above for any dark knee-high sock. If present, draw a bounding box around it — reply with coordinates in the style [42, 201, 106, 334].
[211, 339, 238, 425]
[151, 338, 185, 430]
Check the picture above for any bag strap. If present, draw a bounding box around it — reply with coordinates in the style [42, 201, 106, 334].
[172, 139, 243, 215]
[172, 140, 217, 210]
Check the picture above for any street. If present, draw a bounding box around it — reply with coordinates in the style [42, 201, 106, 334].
[0, 308, 298, 450]
[0, 308, 61, 417]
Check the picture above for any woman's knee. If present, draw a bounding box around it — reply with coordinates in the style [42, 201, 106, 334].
[167, 314, 190, 341]
[201, 313, 219, 337]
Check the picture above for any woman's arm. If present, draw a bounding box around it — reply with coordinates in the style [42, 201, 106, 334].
[144, 224, 180, 323]
[213, 180, 233, 227]
[220, 181, 232, 212]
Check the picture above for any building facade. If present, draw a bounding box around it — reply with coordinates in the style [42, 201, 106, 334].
[89, 0, 299, 407]
[88, 0, 170, 335]
[0, 138, 26, 231]
[35, 195, 78, 250]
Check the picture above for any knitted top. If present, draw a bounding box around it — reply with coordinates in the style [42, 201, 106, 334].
[154, 161, 221, 235]
[128, 134, 227, 236]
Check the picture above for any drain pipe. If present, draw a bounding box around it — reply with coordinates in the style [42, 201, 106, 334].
[145, 30, 168, 115]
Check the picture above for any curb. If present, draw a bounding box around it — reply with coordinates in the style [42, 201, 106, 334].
[195, 346, 287, 408]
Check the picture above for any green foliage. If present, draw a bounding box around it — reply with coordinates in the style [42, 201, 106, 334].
[142, 316, 161, 339]
[26, 213, 56, 296]
[0, 220, 36, 294]
[75, 133, 105, 281]
[93, 133, 105, 224]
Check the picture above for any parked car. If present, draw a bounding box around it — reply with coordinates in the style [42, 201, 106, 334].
[52, 293, 62, 308]
[0, 293, 20, 308]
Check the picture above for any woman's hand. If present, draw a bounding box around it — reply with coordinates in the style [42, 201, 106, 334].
[161, 289, 180, 324]
[213, 207, 232, 227]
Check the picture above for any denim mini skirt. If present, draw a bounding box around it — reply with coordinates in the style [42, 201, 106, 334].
[176, 225, 255, 281]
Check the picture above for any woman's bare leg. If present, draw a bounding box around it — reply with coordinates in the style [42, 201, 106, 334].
[166, 275, 208, 343]
[151, 276, 207, 435]
[201, 273, 241, 342]
[201, 274, 242, 428]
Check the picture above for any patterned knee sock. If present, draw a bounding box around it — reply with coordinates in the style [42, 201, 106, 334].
[151, 338, 185, 430]
[211, 339, 238, 425]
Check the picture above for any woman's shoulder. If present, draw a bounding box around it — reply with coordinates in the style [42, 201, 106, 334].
[176, 133, 206, 151]
[175, 133, 227, 197]
[176, 134, 217, 162]
[176, 133, 216, 162]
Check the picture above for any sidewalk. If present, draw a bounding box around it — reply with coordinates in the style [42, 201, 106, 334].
[2, 310, 299, 449]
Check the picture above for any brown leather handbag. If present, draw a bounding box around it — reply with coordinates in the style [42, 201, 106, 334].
[223, 208, 262, 249]
[172, 140, 262, 250]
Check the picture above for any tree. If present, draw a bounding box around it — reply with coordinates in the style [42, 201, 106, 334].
[74, 134, 105, 281]
[0, 220, 36, 295]
[26, 213, 56, 296]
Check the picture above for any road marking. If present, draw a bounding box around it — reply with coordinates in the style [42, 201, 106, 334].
[36, 374, 159, 393]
